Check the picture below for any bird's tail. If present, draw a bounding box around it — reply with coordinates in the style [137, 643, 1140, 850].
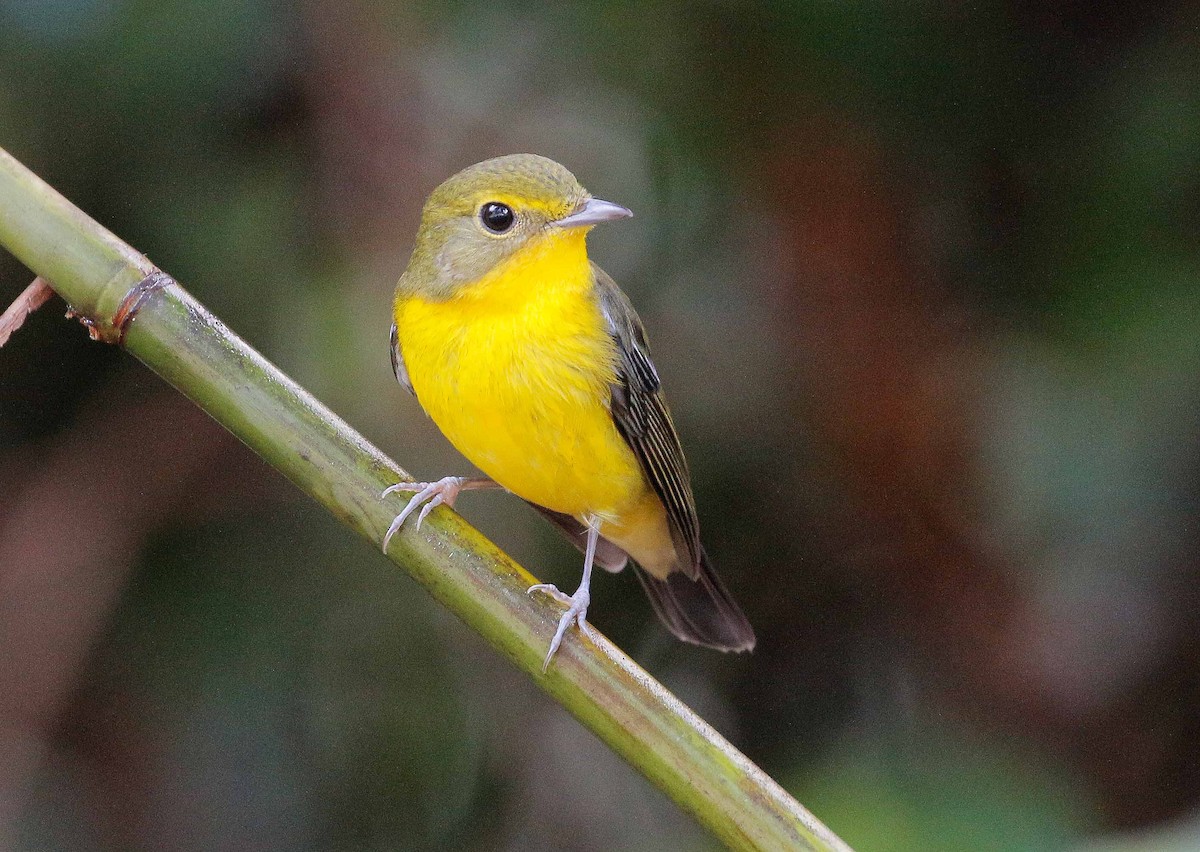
[633, 547, 755, 652]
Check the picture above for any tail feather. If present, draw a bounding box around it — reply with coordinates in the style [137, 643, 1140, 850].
[634, 548, 755, 652]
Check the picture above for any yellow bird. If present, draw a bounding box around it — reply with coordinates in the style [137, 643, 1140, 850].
[383, 154, 754, 669]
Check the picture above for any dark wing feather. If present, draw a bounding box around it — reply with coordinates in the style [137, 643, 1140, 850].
[390, 322, 415, 397]
[594, 265, 755, 651]
[593, 264, 702, 578]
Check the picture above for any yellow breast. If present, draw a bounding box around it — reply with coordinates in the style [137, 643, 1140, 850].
[394, 230, 647, 520]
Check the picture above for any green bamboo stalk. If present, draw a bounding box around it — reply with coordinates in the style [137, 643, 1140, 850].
[0, 144, 852, 852]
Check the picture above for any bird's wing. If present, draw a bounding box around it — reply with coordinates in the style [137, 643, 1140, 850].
[390, 322, 415, 397]
[593, 263, 702, 579]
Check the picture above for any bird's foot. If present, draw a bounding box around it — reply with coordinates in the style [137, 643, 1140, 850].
[381, 476, 468, 551]
[527, 582, 591, 672]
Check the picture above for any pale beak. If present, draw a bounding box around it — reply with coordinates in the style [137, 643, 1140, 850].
[555, 197, 633, 228]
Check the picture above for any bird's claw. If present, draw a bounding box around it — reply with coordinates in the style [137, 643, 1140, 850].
[527, 582, 573, 606]
[528, 583, 591, 672]
[381, 476, 466, 551]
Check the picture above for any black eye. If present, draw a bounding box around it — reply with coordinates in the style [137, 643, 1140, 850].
[480, 201, 515, 233]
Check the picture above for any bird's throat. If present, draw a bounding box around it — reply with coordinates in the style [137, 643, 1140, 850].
[460, 229, 593, 310]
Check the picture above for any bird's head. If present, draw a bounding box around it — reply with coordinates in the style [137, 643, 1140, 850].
[398, 154, 631, 300]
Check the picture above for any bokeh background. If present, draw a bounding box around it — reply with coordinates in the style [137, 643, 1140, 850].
[2, 2, 1199, 850]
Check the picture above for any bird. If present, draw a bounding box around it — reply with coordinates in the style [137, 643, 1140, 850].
[382, 154, 754, 670]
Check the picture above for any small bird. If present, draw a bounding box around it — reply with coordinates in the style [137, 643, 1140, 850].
[383, 154, 754, 669]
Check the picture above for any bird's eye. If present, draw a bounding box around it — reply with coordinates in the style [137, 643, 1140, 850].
[480, 201, 515, 234]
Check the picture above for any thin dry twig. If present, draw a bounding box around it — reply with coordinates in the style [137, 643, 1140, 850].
[0, 276, 54, 347]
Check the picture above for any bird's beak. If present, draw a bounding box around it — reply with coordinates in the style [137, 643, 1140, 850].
[555, 197, 633, 229]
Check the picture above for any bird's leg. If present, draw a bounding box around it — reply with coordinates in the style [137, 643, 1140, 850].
[380, 476, 501, 551]
[528, 516, 600, 672]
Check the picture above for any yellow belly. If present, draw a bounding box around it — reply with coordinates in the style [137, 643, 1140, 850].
[394, 232, 649, 522]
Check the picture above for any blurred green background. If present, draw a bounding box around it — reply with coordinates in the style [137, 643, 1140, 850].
[2, 2, 1199, 850]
